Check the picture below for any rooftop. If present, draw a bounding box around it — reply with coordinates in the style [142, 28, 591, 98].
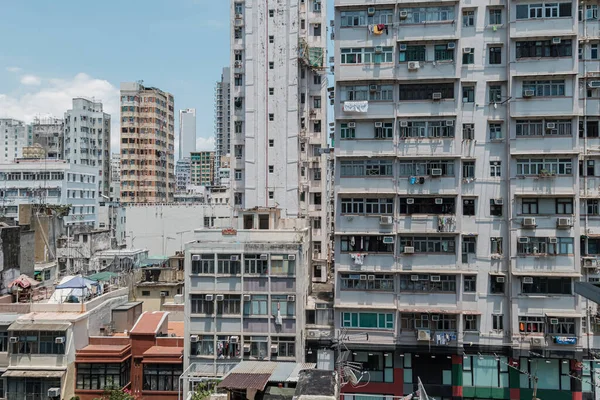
[218, 362, 316, 392]
[130, 311, 168, 335]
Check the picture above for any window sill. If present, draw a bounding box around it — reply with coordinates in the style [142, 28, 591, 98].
[342, 289, 395, 292]
[399, 20, 455, 26]
[516, 57, 573, 62]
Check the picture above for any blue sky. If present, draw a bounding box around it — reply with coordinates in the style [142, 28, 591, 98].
[0, 0, 230, 153]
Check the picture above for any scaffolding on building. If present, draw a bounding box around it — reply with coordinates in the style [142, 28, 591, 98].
[298, 38, 325, 71]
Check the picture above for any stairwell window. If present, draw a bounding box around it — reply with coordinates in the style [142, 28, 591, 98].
[463, 10, 475, 26]
[489, 123, 503, 140]
[462, 161, 475, 179]
[462, 48, 474, 64]
[490, 161, 501, 177]
[489, 46, 502, 64]
[491, 237, 503, 255]
[489, 8, 502, 25]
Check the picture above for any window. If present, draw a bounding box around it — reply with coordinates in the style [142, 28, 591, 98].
[217, 254, 241, 274]
[463, 123, 475, 140]
[269, 113, 274, 121]
[516, 158, 572, 175]
[400, 120, 455, 139]
[518, 316, 545, 333]
[490, 276, 505, 294]
[399, 197, 455, 214]
[273, 336, 296, 357]
[368, 85, 394, 101]
[399, 6, 455, 23]
[491, 237, 503, 255]
[340, 160, 393, 177]
[313, 23, 321, 36]
[400, 313, 457, 330]
[556, 198, 573, 214]
[522, 79, 566, 97]
[269, 35, 274, 43]
[375, 122, 394, 139]
[341, 274, 394, 291]
[398, 83, 454, 101]
[464, 315, 478, 331]
[463, 161, 475, 179]
[462, 48, 474, 64]
[489, 46, 502, 64]
[313, 75, 321, 85]
[217, 335, 240, 358]
[593, 44, 599, 60]
[143, 363, 182, 392]
[269, 88, 274, 95]
[191, 335, 214, 356]
[351, 351, 393, 383]
[463, 10, 475, 26]
[398, 159, 455, 176]
[313, 217, 322, 229]
[400, 274, 457, 292]
[463, 199, 475, 215]
[490, 161, 501, 177]
[492, 314, 504, 331]
[522, 277, 572, 295]
[516, 2, 572, 19]
[340, 123, 356, 139]
[77, 361, 131, 390]
[191, 295, 214, 314]
[342, 312, 394, 329]
[244, 336, 268, 358]
[271, 295, 295, 317]
[462, 236, 477, 263]
[489, 123, 503, 140]
[340, 235, 394, 253]
[587, 199, 600, 215]
[489, 85, 502, 103]
[271, 255, 295, 275]
[269, 139, 274, 147]
[516, 40, 572, 58]
[234, 170, 242, 181]
[0, 331, 7, 352]
[517, 237, 574, 255]
[340, 11, 367, 27]
[245, 254, 268, 274]
[490, 200, 503, 216]
[489, 8, 502, 24]
[398, 45, 426, 62]
[399, 236, 456, 254]
[313, 96, 321, 108]
[244, 295, 268, 315]
[464, 275, 476, 292]
[268, 165, 274, 173]
[435, 44, 455, 61]
[11, 330, 66, 355]
[268, 191, 274, 199]
[548, 318, 576, 334]
[269, 62, 274, 69]
[579, 121, 600, 138]
[462, 85, 475, 102]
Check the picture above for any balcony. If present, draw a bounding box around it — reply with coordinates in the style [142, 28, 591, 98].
[512, 175, 575, 196]
[396, 60, 456, 81]
[397, 99, 457, 117]
[397, 176, 459, 195]
[338, 176, 394, 193]
[396, 253, 458, 270]
[397, 138, 458, 157]
[511, 57, 575, 77]
[337, 139, 395, 157]
[510, 97, 575, 117]
[513, 255, 577, 274]
[337, 214, 395, 233]
[510, 18, 575, 38]
[510, 136, 575, 154]
[337, 252, 396, 272]
[398, 22, 457, 41]
[397, 215, 456, 233]
[336, 290, 395, 308]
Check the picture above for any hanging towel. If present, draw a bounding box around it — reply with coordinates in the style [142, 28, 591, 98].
[410, 176, 417, 185]
[373, 25, 384, 35]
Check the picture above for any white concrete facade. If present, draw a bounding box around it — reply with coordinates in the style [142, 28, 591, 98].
[0, 119, 28, 163]
[214, 67, 231, 186]
[64, 98, 111, 197]
[0, 160, 99, 226]
[179, 108, 197, 160]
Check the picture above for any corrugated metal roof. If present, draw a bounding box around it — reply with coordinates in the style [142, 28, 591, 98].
[268, 362, 297, 383]
[2, 369, 65, 378]
[8, 321, 70, 331]
[218, 373, 271, 391]
[287, 363, 316, 383]
[228, 361, 278, 375]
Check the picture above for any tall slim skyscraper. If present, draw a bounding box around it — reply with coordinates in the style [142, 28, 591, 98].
[119, 82, 175, 204]
[214, 67, 231, 185]
[179, 108, 197, 160]
[64, 97, 111, 196]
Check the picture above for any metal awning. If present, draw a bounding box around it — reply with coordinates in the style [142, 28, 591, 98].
[2, 369, 65, 378]
[512, 271, 581, 277]
[218, 373, 272, 391]
[545, 312, 583, 318]
[489, 272, 507, 276]
[0, 314, 19, 326]
[8, 322, 70, 331]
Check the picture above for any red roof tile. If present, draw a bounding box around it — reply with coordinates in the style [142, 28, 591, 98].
[130, 311, 168, 335]
[143, 345, 183, 358]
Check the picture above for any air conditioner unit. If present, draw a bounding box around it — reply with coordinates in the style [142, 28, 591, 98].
[235, 19, 244, 27]
[523, 277, 534, 284]
[411, 275, 419, 281]
[400, 10, 408, 19]
[466, 315, 474, 321]
[288, 254, 296, 260]
[446, 120, 454, 126]
[230, 336, 240, 343]
[54, 336, 65, 344]
[243, 294, 251, 301]
[496, 276, 505, 283]
[447, 42, 456, 49]
[531, 337, 546, 347]
[583, 257, 598, 268]
[399, 43, 408, 51]
[243, 344, 251, 352]
[260, 254, 268, 260]
[557, 217, 572, 227]
[550, 318, 559, 325]
[271, 344, 279, 354]
[432, 92, 442, 100]
[206, 294, 214, 301]
[430, 275, 441, 282]
[190, 335, 199, 343]
[408, 61, 420, 70]
[400, 121, 408, 127]
[435, 198, 443, 205]
[192, 255, 200, 261]
[380, 216, 393, 225]
[368, 275, 375, 281]
[348, 122, 356, 128]
[48, 388, 61, 398]
[463, 47, 473, 53]
[546, 122, 556, 129]
[494, 198, 504, 205]
[375, 46, 383, 53]
[523, 217, 536, 227]
[406, 198, 415, 204]
[523, 89, 535, 97]
[404, 246, 415, 254]
[369, 84, 378, 92]
[367, 7, 376, 15]
[360, 274, 367, 281]
[216, 294, 225, 301]
[383, 236, 395, 244]
[374, 121, 383, 128]
[431, 314, 440, 321]
[518, 237, 530, 244]
[549, 237, 558, 244]
[9, 337, 18, 343]
[431, 168, 443, 176]
[417, 329, 431, 341]
[589, 81, 600, 88]
[552, 37, 561, 44]
[230, 255, 240, 261]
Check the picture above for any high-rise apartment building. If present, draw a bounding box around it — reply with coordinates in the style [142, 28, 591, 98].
[179, 108, 197, 160]
[176, 157, 191, 191]
[64, 98, 111, 196]
[332, 1, 600, 398]
[119, 82, 175, 204]
[0, 119, 28, 162]
[190, 151, 215, 186]
[32, 116, 64, 159]
[214, 67, 231, 185]
[110, 153, 121, 201]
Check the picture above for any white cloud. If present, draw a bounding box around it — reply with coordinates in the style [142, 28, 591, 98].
[0, 72, 121, 151]
[196, 136, 215, 151]
[6, 66, 22, 73]
[20, 75, 42, 86]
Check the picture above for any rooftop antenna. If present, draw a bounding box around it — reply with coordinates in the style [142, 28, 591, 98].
[332, 327, 370, 388]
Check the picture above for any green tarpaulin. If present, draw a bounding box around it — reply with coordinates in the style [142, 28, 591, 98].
[87, 271, 119, 281]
